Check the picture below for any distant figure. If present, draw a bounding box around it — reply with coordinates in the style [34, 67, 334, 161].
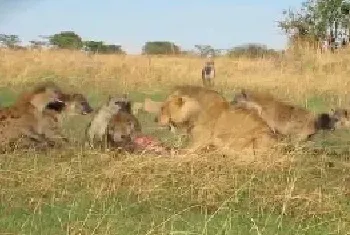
[201, 60, 215, 87]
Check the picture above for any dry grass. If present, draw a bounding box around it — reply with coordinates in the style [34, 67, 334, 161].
[1, 48, 350, 98]
[0, 48, 350, 234]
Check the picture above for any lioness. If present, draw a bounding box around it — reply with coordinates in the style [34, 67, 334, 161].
[232, 89, 317, 142]
[156, 85, 278, 156]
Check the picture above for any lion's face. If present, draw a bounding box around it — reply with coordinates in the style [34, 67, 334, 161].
[156, 95, 200, 129]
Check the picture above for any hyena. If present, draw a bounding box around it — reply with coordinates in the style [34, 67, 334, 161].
[201, 61, 215, 87]
[86, 95, 129, 148]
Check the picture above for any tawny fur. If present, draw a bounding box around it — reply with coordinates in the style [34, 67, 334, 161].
[232, 89, 317, 142]
[156, 85, 278, 156]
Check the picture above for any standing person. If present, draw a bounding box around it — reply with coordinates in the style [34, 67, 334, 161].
[201, 54, 215, 87]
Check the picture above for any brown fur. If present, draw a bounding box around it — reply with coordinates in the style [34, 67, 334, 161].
[106, 96, 141, 150]
[156, 85, 278, 156]
[106, 111, 141, 151]
[0, 82, 65, 151]
[232, 89, 317, 142]
[107, 111, 141, 152]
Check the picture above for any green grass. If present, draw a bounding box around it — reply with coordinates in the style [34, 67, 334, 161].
[0, 151, 349, 234]
[0, 87, 18, 107]
[0, 88, 350, 234]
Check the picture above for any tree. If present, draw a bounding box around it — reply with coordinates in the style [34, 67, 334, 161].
[103, 44, 124, 54]
[194, 45, 215, 57]
[142, 41, 180, 55]
[0, 34, 20, 48]
[83, 41, 124, 54]
[228, 43, 278, 58]
[279, 0, 350, 42]
[83, 40, 104, 53]
[49, 31, 83, 49]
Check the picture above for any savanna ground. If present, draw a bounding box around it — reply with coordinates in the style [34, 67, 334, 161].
[0, 48, 350, 234]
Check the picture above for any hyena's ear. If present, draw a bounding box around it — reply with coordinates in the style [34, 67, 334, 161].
[329, 108, 335, 116]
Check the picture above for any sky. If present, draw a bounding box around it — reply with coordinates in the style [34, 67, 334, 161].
[0, 0, 303, 54]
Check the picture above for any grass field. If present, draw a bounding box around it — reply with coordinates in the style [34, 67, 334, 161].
[0, 48, 350, 234]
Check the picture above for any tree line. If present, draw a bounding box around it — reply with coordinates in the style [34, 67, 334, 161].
[0, 31, 283, 58]
[0, 31, 126, 55]
[1, 1, 350, 56]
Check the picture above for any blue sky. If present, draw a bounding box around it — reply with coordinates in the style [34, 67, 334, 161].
[0, 0, 303, 54]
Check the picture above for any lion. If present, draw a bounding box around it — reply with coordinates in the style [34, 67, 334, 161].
[231, 89, 318, 142]
[156, 85, 227, 131]
[156, 85, 278, 157]
[0, 82, 65, 151]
